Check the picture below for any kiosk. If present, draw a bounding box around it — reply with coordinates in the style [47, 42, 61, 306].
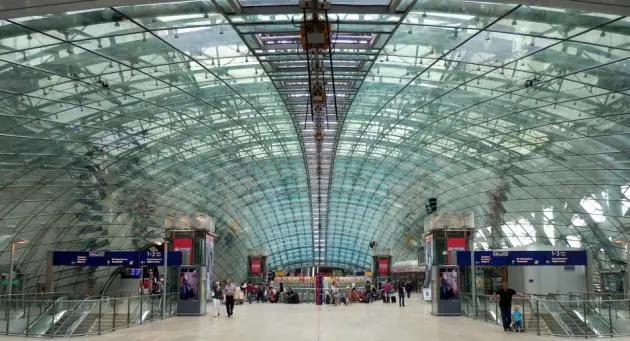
[165, 213, 215, 316]
[248, 250, 268, 285]
[371, 249, 391, 286]
[422, 212, 473, 302]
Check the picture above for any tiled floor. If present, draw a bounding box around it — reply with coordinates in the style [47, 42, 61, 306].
[6, 297, 630, 340]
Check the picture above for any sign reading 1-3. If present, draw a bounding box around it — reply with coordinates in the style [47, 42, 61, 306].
[52, 251, 183, 267]
[455, 250, 587, 267]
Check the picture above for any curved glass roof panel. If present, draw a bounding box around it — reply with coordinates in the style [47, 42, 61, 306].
[328, 1, 630, 270]
[0, 1, 312, 283]
[0, 0, 628, 287]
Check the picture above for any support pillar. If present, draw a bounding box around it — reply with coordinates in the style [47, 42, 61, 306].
[371, 250, 392, 285]
[247, 251, 268, 285]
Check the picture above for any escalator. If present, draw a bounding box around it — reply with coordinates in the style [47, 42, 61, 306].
[23, 297, 70, 336]
[44, 298, 94, 337]
[552, 298, 597, 337]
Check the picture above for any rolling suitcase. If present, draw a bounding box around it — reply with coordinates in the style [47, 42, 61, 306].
[391, 296, 396, 304]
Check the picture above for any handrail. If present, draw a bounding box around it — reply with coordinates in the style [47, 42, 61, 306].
[462, 292, 630, 337]
[3, 294, 178, 337]
[0, 291, 72, 299]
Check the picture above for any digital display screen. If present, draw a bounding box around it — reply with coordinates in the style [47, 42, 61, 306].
[120, 267, 142, 278]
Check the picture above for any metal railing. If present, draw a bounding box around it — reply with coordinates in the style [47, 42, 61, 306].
[0, 292, 178, 337]
[461, 293, 630, 337]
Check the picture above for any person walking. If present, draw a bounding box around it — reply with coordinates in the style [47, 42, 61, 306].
[493, 281, 524, 331]
[212, 282, 222, 317]
[382, 280, 393, 303]
[398, 283, 406, 307]
[224, 279, 237, 317]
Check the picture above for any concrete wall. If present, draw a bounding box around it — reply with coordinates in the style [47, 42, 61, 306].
[508, 265, 586, 295]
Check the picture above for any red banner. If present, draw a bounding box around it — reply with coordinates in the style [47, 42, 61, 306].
[446, 237, 467, 252]
[378, 257, 389, 276]
[251, 257, 261, 275]
[172, 238, 193, 264]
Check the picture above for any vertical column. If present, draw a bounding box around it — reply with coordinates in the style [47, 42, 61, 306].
[247, 252, 268, 285]
[46, 251, 54, 293]
[371, 253, 391, 284]
[315, 273, 323, 305]
[586, 251, 595, 294]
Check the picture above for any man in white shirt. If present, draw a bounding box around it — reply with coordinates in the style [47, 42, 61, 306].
[224, 279, 237, 317]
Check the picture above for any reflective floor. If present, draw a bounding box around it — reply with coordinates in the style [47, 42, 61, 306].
[6, 297, 630, 340]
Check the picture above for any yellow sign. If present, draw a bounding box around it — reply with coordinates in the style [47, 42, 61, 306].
[365, 271, 372, 277]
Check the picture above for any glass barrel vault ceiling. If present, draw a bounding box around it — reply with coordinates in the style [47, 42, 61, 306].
[0, 0, 627, 287]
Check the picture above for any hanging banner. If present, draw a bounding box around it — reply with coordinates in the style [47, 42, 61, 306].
[423, 234, 434, 290]
[251, 257, 261, 275]
[424, 234, 434, 268]
[378, 257, 389, 276]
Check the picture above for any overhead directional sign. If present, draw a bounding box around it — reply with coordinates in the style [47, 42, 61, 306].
[52, 251, 182, 267]
[455, 250, 587, 267]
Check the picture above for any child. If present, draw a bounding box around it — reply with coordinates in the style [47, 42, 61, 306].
[512, 305, 523, 332]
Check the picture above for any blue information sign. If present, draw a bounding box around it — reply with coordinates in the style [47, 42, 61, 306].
[455, 250, 587, 267]
[52, 251, 182, 267]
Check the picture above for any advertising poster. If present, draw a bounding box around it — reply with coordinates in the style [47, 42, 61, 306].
[179, 269, 199, 300]
[378, 257, 389, 276]
[251, 257, 261, 275]
[172, 238, 193, 265]
[438, 268, 459, 300]
[423, 234, 434, 290]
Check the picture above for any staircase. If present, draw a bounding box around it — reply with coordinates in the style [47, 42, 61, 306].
[72, 313, 99, 335]
[524, 313, 550, 334]
[87, 314, 131, 334]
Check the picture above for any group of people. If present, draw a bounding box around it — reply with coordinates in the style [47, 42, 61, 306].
[212, 276, 526, 333]
[380, 280, 411, 307]
[212, 279, 237, 317]
[211, 280, 303, 317]
[323, 280, 412, 308]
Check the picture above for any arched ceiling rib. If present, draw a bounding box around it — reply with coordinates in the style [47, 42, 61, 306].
[0, 0, 628, 286]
